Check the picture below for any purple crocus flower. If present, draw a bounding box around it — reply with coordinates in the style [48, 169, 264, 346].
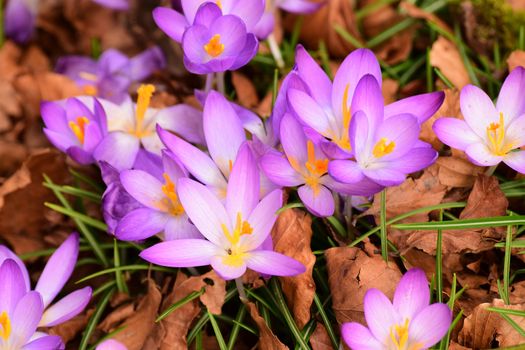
[96, 339, 127, 350]
[328, 75, 438, 187]
[287, 45, 444, 158]
[116, 151, 202, 241]
[261, 113, 382, 216]
[140, 144, 305, 280]
[433, 67, 525, 174]
[4, 0, 38, 44]
[42, 97, 107, 165]
[92, 0, 129, 10]
[342, 268, 452, 350]
[0, 259, 64, 350]
[92, 84, 204, 171]
[154, 2, 260, 74]
[56, 47, 165, 104]
[0, 233, 92, 329]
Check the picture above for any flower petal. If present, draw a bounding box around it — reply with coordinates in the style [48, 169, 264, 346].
[230, 0, 264, 31]
[385, 91, 445, 124]
[409, 303, 452, 348]
[432, 117, 480, 151]
[116, 208, 168, 241]
[380, 147, 437, 174]
[341, 322, 383, 350]
[506, 113, 525, 147]
[164, 216, 202, 240]
[295, 45, 332, 108]
[351, 74, 384, 136]
[155, 104, 204, 145]
[465, 142, 503, 166]
[504, 150, 525, 174]
[362, 167, 406, 187]
[22, 336, 64, 350]
[245, 250, 305, 276]
[298, 184, 334, 217]
[210, 255, 247, 280]
[0, 259, 27, 316]
[328, 160, 365, 184]
[496, 66, 525, 123]
[375, 113, 419, 161]
[393, 268, 430, 320]
[94, 132, 140, 171]
[0, 246, 30, 291]
[288, 89, 333, 137]
[153, 7, 188, 43]
[140, 239, 218, 267]
[11, 291, 44, 347]
[460, 84, 499, 138]
[39, 287, 92, 327]
[120, 169, 165, 210]
[363, 288, 398, 344]
[95, 339, 127, 350]
[35, 233, 79, 308]
[260, 151, 304, 187]
[280, 113, 310, 165]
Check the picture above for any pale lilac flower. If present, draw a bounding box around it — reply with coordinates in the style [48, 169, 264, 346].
[42, 97, 107, 165]
[0, 259, 64, 350]
[93, 84, 204, 170]
[342, 268, 452, 350]
[328, 75, 438, 187]
[433, 67, 525, 173]
[92, 0, 129, 10]
[140, 144, 305, 280]
[56, 47, 165, 104]
[0, 233, 92, 329]
[4, 0, 38, 44]
[96, 339, 127, 350]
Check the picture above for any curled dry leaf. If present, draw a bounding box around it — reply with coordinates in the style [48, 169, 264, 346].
[325, 242, 403, 325]
[48, 311, 93, 345]
[459, 299, 525, 348]
[435, 157, 484, 188]
[507, 49, 525, 71]
[309, 324, 333, 350]
[271, 208, 316, 329]
[246, 301, 288, 350]
[430, 36, 471, 89]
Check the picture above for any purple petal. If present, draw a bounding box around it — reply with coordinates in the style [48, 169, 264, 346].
[92, 0, 129, 10]
[496, 67, 525, 123]
[260, 152, 304, 187]
[120, 170, 165, 209]
[460, 85, 499, 138]
[295, 45, 332, 108]
[95, 339, 127, 350]
[409, 303, 452, 347]
[128, 46, 166, 81]
[362, 167, 406, 187]
[230, 0, 264, 31]
[381, 147, 437, 174]
[97, 49, 129, 74]
[280, 113, 310, 165]
[39, 287, 92, 327]
[0, 259, 27, 316]
[245, 250, 305, 276]
[506, 113, 525, 147]
[272, 72, 307, 139]
[210, 255, 247, 280]
[204, 91, 246, 177]
[252, 11, 274, 39]
[298, 184, 334, 217]
[181, 0, 209, 23]
[4, 0, 36, 44]
[324, 176, 383, 197]
[363, 289, 398, 344]
[504, 150, 525, 174]
[22, 336, 64, 350]
[41, 101, 69, 134]
[0, 246, 30, 291]
[11, 291, 44, 346]
[278, 0, 323, 13]
[341, 322, 383, 350]
[375, 113, 419, 161]
[349, 110, 370, 159]
[385, 91, 445, 124]
[193, 2, 222, 26]
[351, 74, 384, 138]
[328, 160, 364, 184]
[35, 233, 79, 308]
[153, 7, 188, 43]
[178, 178, 230, 246]
[140, 239, 218, 267]
[94, 132, 140, 171]
[393, 268, 430, 320]
[67, 147, 95, 165]
[432, 117, 480, 151]
[465, 142, 503, 166]
[230, 33, 258, 70]
[43, 129, 74, 153]
[155, 104, 204, 145]
[164, 216, 202, 240]
[116, 209, 168, 241]
[212, 15, 250, 57]
[241, 189, 283, 250]
[288, 89, 332, 137]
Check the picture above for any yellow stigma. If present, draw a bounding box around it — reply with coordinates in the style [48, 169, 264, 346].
[305, 140, 329, 177]
[68, 116, 90, 144]
[82, 84, 98, 96]
[0, 311, 11, 341]
[160, 173, 185, 216]
[221, 212, 253, 246]
[373, 138, 395, 158]
[134, 84, 155, 138]
[332, 84, 352, 151]
[216, 0, 222, 9]
[389, 319, 422, 350]
[486, 112, 514, 156]
[204, 34, 225, 58]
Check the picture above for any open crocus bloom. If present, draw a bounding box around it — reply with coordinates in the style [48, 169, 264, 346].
[42, 97, 107, 165]
[56, 47, 165, 104]
[433, 67, 525, 174]
[342, 268, 452, 350]
[140, 144, 305, 280]
[261, 113, 382, 216]
[0, 260, 64, 350]
[4, 0, 38, 44]
[287, 45, 444, 159]
[0, 233, 92, 329]
[328, 75, 437, 187]
[116, 151, 201, 241]
[93, 84, 204, 171]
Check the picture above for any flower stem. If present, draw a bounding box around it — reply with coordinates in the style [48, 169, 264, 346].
[0, 0, 4, 48]
[204, 73, 214, 93]
[217, 71, 226, 95]
[485, 164, 498, 176]
[235, 277, 248, 303]
[380, 189, 388, 262]
[267, 33, 285, 69]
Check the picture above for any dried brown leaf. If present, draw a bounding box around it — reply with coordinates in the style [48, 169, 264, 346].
[309, 324, 333, 350]
[246, 301, 289, 350]
[436, 157, 484, 188]
[232, 72, 259, 109]
[48, 311, 92, 345]
[272, 209, 316, 328]
[508, 50, 525, 71]
[430, 36, 471, 89]
[400, 1, 453, 35]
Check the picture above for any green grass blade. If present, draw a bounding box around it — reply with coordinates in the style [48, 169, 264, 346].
[156, 289, 205, 322]
[79, 287, 115, 350]
[313, 293, 339, 349]
[113, 239, 128, 294]
[436, 209, 444, 303]
[76, 265, 174, 284]
[207, 310, 228, 350]
[380, 189, 388, 261]
[393, 216, 525, 230]
[44, 202, 108, 231]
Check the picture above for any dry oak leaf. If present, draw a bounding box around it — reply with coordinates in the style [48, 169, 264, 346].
[507, 49, 525, 71]
[0, 149, 69, 254]
[309, 324, 333, 350]
[271, 208, 316, 329]
[48, 311, 93, 345]
[435, 156, 484, 188]
[430, 36, 471, 89]
[325, 244, 403, 326]
[246, 301, 289, 350]
[458, 299, 525, 348]
[232, 71, 259, 109]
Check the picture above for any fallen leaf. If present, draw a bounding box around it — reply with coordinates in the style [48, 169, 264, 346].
[232, 72, 259, 109]
[507, 49, 525, 71]
[430, 36, 471, 89]
[272, 209, 316, 329]
[436, 157, 484, 188]
[382, 78, 399, 105]
[309, 324, 333, 350]
[400, 1, 453, 35]
[246, 301, 289, 350]
[48, 311, 93, 345]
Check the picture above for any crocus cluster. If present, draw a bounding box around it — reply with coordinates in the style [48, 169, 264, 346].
[342, 268, 452, 350]
[0, 233, 91, 349]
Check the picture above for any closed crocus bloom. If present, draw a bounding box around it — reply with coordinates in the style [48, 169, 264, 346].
[93, 84, 204, 171]
[4, 0, 38, 44]
[140, 144, 305, 280]
[56, 47, 165, 104]
[0, 260, 64, 350]
[42, 97, 107, 165]
[328, 75, 438, 187]
[433, 67, 525, 174]
[342, 268, 452, 350]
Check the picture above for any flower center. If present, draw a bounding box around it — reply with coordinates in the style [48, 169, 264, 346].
[0, 311, 11, 341]
[204, 34, 225, 58]
[132, 84, 155, 138]
[332, 84, 352, 151]
[289, 140, 328, 196]
[388, 319, 423, 350]
[373, 138, 395, 158]
[221, 212, 253, 246]
[486, 112, 514, 156]
[69, 116, 90, 144]
[216, 0, 222, 10]
[160, 173, 185, 216]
